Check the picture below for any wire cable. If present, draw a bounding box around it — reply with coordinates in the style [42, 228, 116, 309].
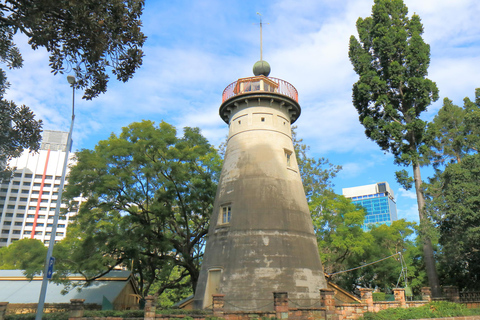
[327, 252, 401, 276]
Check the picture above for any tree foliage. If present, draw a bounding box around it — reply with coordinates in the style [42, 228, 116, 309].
[0, 0, 146, 177]
[311, 189, 423, 294]
[292, 127, 342, 200]
[348, 0, 440, 296]
[425, 88, 480, 290]
[0, 0, 146, 99]
[429, 154, 480, 290]
[0, 238, 47, 275]
[426, 89, 480, 166]
[0, 81, 42, 180]
[56, 120, 222, 298]
[311, 191, 370, 275]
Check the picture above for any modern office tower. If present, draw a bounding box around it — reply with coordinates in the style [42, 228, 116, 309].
[0, 130, 79, 247]
[342, 182, 398, 230]
[193, 60, 327, 310]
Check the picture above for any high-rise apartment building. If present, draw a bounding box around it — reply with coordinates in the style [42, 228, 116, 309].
[342, 182, 397, 230]
[0, 130, 79, 247]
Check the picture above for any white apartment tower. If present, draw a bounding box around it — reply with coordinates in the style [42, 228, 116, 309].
[0, 130, 78, 247]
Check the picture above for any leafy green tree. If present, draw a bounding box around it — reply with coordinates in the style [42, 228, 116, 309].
[1, 0, 146, 177]
[56, 120, 222, 298]
[311, 191, 370, 276]
[348, 0, 440, 296]
[427, 89, 480, 166]
[292, 127, 342, 200]
[0, 239, 47, 275]
[0, 89, 42, 180]
[428, 154, 480, 290]
[312, 192, 421, 294]
[0, 0, 146, 99]
[424, 89, 480, 290]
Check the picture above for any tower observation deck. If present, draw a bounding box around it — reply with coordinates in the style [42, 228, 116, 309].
[220, 75, 301, 124]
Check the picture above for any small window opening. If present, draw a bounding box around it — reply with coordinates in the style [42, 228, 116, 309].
[285, 150, 292, 167]
[261, 117, 265, 122]
[238, 120, 241, 124]
[220, 205, 231, 224]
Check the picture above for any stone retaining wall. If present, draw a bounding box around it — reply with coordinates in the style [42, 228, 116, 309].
[1, 286, 480, 320]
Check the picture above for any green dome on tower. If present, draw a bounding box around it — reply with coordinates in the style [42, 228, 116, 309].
[253, 60, 271, 77]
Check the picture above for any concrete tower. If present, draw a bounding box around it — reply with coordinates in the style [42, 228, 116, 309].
[193, 62, 327, 310]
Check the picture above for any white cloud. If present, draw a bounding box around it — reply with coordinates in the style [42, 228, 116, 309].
[397, 204, 420, 223]
[397, 188, 417, 200]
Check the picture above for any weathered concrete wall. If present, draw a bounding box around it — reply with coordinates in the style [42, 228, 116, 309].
[194, 92, 327, 310]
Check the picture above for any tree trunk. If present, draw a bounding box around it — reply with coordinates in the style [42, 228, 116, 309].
[413, 163, 442, 297]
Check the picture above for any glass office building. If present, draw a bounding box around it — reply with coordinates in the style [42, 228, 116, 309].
[342, 182, 397, 230]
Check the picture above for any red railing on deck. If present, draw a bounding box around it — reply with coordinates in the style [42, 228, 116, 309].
[222, 77, 298, 103]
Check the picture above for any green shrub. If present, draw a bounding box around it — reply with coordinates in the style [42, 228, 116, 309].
[84, 309, 144, 317]
[6, 309, 144, 320]
[156, 308, 212, 315]
[373, 293, 386, 301]
[361, 301, 480, 320]
[6, 313, 69, 320]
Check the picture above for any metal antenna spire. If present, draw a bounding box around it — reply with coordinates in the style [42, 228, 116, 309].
[256, 12, 267, 61]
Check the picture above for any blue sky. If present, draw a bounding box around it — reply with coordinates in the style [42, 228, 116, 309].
[4, 0, 480, 223]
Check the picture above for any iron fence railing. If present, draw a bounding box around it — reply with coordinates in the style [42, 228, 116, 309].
[460, 291, 480, 302]
[222, 76, 298, 103]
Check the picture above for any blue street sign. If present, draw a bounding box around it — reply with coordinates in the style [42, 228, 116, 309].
[47, 257, 55, 279]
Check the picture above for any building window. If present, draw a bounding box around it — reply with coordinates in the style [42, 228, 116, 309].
[23, 182, 30, 186]
[25, 174, 33, 178]
[11, 189, 18, 193]
[6, 213, 13, 217]
[27, 214, 35, 218]
[284, 149, 292, 167]
[35, 231, 43, 235]
[13, 181, 20, 185]
[220, 205, 231, 224]
[21, 189, 29, 194]
[7, 205, 15, 209]
[14, 173, 22, 177]
[1, 188, 8, 192]
[23, 231, 31, 235]
[14, 222, 22, 226]
[56, 232, 64, 236]
[3, 221, 11, 226]
[35, 174, 42, 179]
[12, 230, 21, 234]
[16, 213, 24, 218]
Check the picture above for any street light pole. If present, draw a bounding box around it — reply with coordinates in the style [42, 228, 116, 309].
[35, 76, 76, 320]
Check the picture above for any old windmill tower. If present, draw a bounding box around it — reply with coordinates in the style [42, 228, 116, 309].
[194, 16, 327, 311]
